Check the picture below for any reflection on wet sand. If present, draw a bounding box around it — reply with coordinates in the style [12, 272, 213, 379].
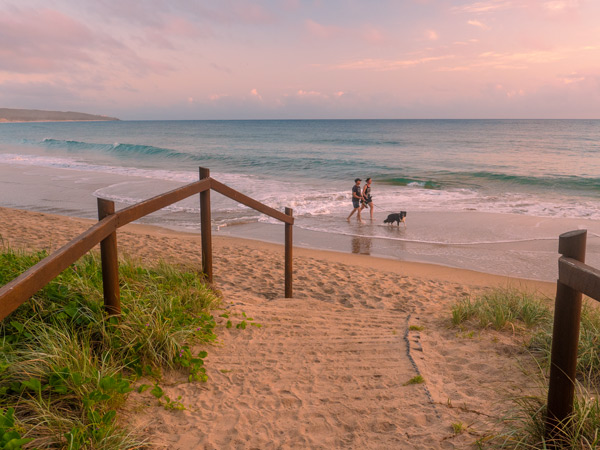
[351, 235, 372, 255]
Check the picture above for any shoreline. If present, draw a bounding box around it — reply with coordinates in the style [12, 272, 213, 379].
[0, 206, 556, 297]
[1, 163, 598, 283]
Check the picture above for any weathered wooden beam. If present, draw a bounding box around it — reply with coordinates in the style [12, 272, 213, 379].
[558, 257, 600, 302]
[546, 229, 587, 445]
[199, 168, 213, 283]
[0, 215, 118, 321]
[98, 198, 121, 316]
[210, 179, 294, 225]
[285, 207, 293, 298]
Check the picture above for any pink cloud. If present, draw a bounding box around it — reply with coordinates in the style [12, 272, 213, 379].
[250, 88, 263, 101]
[231, 2, 275, 24]
[0, 8, 97, 72]
[0, 6, 173, 78]
[305, 19, 391, 47]
[558, 72, 586, 84]
[208, 93, 229, 101]
[138, 16, 213, 49]
[361, 25, 387, 44]
[455, 0, 584, 17]
[468, 19, 490, 29]
[426, 29, 439, 41]
[305, 19, 343, 39]
[542, 0, 584, 14]
[297, 89, 325, 98]
[336, 55, 454, 71]
[454, 1, 519, 13]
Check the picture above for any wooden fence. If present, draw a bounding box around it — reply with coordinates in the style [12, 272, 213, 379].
[0, 167, 294, 321]
[545, 229, 600, 443]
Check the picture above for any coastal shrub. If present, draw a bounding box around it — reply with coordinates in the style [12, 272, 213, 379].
[452, 288, 600, 448]
[495, 381, 600, 449]
[0, 247, 221, 449]
[451, 288, 551, 331]
[530, 299, 600, 384]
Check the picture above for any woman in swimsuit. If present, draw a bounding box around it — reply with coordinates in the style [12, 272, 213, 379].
[362, 178, 374, 220]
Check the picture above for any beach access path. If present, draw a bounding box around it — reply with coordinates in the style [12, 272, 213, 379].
[0, 207, 555, 449]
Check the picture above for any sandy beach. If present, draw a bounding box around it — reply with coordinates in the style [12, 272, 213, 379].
[0, 206, 556, 449]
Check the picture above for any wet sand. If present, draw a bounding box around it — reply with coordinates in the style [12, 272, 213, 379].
[2, 162, 599, 283]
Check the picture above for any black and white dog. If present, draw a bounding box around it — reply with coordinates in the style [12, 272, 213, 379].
[383, 211, 407, 226]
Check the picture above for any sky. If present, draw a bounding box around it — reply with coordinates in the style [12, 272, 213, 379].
[1, 0, 600, 120]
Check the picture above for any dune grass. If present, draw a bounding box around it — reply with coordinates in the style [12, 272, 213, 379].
[451, 287, 551, 332]
[452, 287, 600, 449]
[0, 247, 221, 449]
[496, 381, 600, 449]
[530, 301, 600, 385]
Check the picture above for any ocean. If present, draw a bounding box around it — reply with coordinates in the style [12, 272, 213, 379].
[1, 119, 599, 281]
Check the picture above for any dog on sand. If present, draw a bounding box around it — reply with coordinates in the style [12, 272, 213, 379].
[383, 211, 407, 227]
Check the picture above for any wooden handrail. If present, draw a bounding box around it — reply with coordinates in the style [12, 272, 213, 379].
[210, 179, 294, 225]
[0, 215, 118, 321]
[558, 256, 600, 301]
[116, 178, 211, 227]
[200, 168, 213, 283]
[98, 198, 121, 316]
[0, 168, 294, 321]
[545, 229, 599, 445]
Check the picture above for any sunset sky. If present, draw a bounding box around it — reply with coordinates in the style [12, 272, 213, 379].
[1, 0, 599, 120]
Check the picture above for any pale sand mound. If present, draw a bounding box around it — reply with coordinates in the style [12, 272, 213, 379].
[0, 207, 555, 449]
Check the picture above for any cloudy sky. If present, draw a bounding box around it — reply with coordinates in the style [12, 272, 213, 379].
[1, 0, 599, 119]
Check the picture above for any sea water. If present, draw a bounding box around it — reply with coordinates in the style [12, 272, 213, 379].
[1, 119, 599, 281]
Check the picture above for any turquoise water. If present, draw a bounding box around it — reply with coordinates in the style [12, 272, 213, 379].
[1, 119, 599, 279]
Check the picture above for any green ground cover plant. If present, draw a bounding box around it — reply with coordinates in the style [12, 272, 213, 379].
[451, 288, 600, 449]
[403, 375, 425, 386]
[451, 288, 551, 331]
[0, 247, 221, 449]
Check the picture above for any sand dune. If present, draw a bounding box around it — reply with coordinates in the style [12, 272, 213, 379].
[0, 207, 555, 449]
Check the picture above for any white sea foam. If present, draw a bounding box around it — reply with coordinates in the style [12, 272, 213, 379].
[2, 150, 598, 223]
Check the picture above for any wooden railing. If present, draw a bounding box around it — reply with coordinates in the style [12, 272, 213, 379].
[0, 167, 294, 321]
[545, 229, 599, 443]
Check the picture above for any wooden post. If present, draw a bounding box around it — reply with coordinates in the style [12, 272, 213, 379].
[546, 229, 587, 443]
[285, 207, 293, 298]
[97, 198, 121, 316]
[199, 167, 213, 283]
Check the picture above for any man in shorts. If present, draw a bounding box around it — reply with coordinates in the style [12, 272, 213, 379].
[347, 178, 364, 222]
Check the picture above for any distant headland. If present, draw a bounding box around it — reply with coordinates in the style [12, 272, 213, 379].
[0, 108, 119, 123]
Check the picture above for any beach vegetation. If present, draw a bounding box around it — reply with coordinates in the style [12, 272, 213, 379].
[409, 325, 425, 331]
[530, 299, 600, 385]
[403, 375, 425, 386]
[451, 421, 465, 435]
[451, 288, 551, 331]
[452, 289, 600, 448]
[495, 380, 600, 449]
[0, 247, 221, 449]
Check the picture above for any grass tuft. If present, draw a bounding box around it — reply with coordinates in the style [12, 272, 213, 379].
[451, 288, 551, 331]
[452, 288, 600, 448]
[403, 375, 425, 386]
[0, 247, 221, 449]
[494, 381, 600, 449]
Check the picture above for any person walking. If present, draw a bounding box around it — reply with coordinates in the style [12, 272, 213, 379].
[347, 178, 364, 222]
[362, 177, 374, 220]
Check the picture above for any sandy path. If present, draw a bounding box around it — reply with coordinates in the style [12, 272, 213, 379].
[127, 296, 450, 449]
